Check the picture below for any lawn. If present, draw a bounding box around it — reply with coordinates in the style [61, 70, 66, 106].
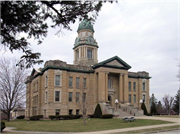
[4, 118, 174, 132]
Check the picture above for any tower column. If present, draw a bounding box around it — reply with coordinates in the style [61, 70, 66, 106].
[85, 46, 87, 58]
[74, 50, 76, 62]
[79, 47, 81, 59]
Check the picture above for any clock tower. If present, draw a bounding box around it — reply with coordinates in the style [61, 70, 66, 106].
[73, 20, 98, 66]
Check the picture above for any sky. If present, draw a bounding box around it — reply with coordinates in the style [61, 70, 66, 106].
[0, 0, 179, 102]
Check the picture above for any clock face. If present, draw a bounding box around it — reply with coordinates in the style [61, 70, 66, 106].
[88, 36, 94, 44]
[83, 22, 86, 27]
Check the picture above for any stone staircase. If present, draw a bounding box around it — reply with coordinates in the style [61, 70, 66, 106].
[100, 102, 144, 117]
[118, 103, 144, 117]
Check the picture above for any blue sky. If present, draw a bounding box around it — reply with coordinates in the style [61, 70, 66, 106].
[1, 0, 179, 102]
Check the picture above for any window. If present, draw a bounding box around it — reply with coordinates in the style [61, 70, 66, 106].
[37, 82, 38, 91]
[55, 109, 60, 115]
[143, 94, 146, 102]
[133, 82, 136, 91]
[69, 92, 72, 102]
[128, 82, 131, 91]
[76, 109, 79, 115]
[143, 83, 145, 91]
[87, 49, 92, 59]
[128, 94, 131, 103]
[69, 77, 73, 87]
[37, 95, 38, 104]
[76, 77, 80, 88]
[69, 109, 73, 115]
[76, 92, 79, 102]
[133, 95, 136, 103]
[83, 78, 86, 88]
[34, 84, 35, 92]
[88, 32, 91, 36]
[45, 91, 47, 103]
[45, 76, 48, 87]
[55, 91, 60, 102]
[77, 50, 79, 59]
[83, 93, 86, 102]
[108, 78, 113, 89]
[55, 75, 60, 86]
[82, 32, 85, 37]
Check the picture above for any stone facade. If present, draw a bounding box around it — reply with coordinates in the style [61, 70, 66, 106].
[25, 20, 151, 118]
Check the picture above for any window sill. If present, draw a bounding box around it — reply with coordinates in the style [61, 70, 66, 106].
[54, 85, 62, 87]
[54, 101, 61, 103]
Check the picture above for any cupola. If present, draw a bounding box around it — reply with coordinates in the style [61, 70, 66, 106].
[73, 20, 98, 66]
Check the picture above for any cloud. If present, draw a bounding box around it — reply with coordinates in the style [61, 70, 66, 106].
[0, 1, 179, 101]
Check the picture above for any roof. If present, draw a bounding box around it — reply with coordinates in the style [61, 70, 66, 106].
[92, 56, 132, 70]
[77, 19, 94, 32]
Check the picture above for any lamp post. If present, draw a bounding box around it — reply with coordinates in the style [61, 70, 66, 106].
[115, 99, 119, 111]
[139, 99, 143, 110]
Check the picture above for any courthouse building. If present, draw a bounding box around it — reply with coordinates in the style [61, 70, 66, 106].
[25, 20, 151, 118]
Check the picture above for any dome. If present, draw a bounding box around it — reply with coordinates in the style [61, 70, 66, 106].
[77, 20, 94, 32]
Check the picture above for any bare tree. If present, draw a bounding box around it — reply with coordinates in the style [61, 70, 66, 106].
[162, 94, 174, 115]
[76, 81, 90, 125]
[0, 58, 28, 121]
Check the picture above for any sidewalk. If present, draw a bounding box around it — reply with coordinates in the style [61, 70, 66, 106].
[3, 116, 180, 134]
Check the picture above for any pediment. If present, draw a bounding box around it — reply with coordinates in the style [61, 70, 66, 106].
[105, 60, 124, 67]
[30, 68, 41, 77]
[93, 56, 131, 70]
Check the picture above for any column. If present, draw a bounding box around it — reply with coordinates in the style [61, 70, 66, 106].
[123, 74, 128, 102]
[98, 72, 106, 102]
[119, 74, 123, 102]
[105, 72, 108, 101]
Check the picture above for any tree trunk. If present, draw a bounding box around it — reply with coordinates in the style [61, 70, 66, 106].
[7, 112, 10, 121]
[83, 115, 86, 125]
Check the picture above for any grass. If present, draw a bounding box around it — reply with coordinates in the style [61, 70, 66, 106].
[121, 125, 180, 133]
[4, 118, 174, 132]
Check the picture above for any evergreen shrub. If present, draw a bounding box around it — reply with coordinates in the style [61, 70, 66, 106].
[88, 114, 94, 118]
[49, 115, 82, 120]
[141, 102, 148, 115]
[1, 121, 6, 132]
[17, 115, 25, 119]
[101, 114, 113, 119]
[93, 103, 102, 118]
[30, 115, 43, 120]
